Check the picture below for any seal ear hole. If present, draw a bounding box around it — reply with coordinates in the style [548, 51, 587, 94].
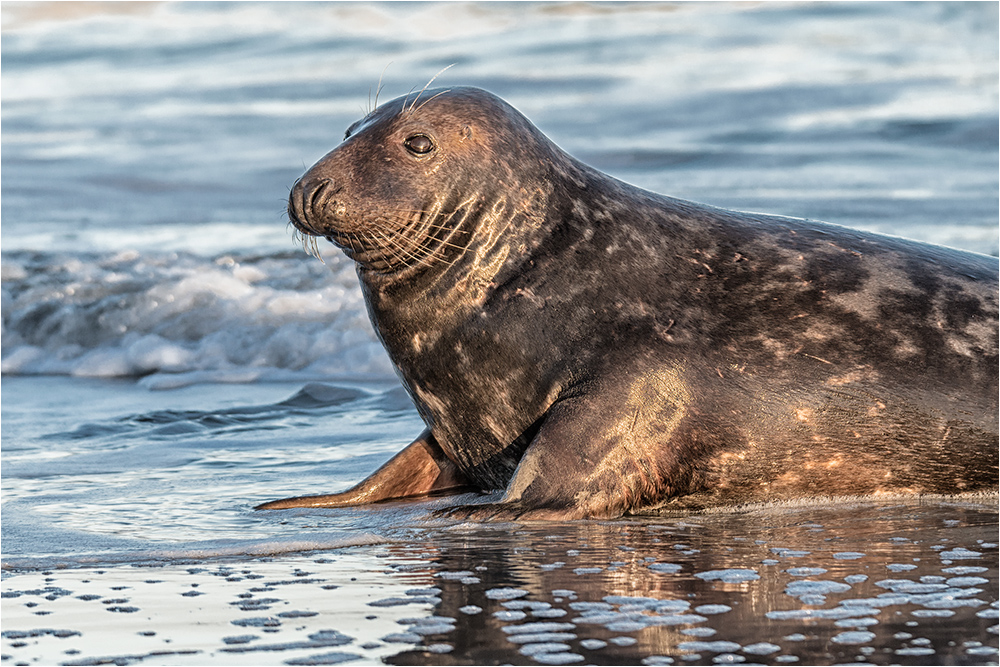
[404, 134, 435, 155]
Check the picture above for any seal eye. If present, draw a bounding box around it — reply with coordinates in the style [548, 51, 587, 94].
[404, 134, 434, 155]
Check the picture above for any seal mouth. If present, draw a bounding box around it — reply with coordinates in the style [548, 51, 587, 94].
[288, 178, 371, 261]
[287, 179, 392, 265]
[331, 207, 472, 273]
[288, 178, 474, 273]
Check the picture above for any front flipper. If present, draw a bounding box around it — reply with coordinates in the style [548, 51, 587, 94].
[445, 367, 693, 521]
[255, 429, 471, 510]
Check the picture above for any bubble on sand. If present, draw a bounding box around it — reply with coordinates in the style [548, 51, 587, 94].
[943, 566, 988, 575]
[649, 563, 682, 573]
[533, 652, 585, 665]
[830, 631, 875, 644]
[834, 617, 878, 628]
[494, 610, 527, 621]
[742, 642, 781, 655]
[887, 563, 917, 572]
[694, 604, 731, 615]
[939, 548, 983, 560]
[427, 644, 453, 654]
[678, 640, 742, 653]
[947, 576, 989, 587]
[609, 636, 638, 646]
[784, 580, 852, 597]
[231, 617, 280, 627]
[506, 633, 576, 645]
[694, 569, 760, 583]
[681, 627, 717, 637]
[367, 597, 412, 607]
[519, 642, 571, 656]
[502, 622, 576, 635]
[285, 652, 363, 665]
[771, 548, 810, 558]
[485, 587, 529, 601]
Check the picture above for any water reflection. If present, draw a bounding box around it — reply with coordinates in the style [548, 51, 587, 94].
[378, 499, 997, 665]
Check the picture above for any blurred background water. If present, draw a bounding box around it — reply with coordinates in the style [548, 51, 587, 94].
[2, 1, 997, 389]
[2, 3, 997, 665]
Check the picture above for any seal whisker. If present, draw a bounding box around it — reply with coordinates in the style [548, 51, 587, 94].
[312, 193, 481, 271]
[414, 235, 469, 255]
[401, 84, 420, 117]
[311, 235, 325, 263]
[403, 199, 476, 262]
[405, 64, 455, 114]
[412, 89, 452, 115]
[365, 222, 459, 273]
[292, 228, 309, 257]
[388, 213, 440, 266]
[297, 230, 324, 263]
[379, 202, 469, 227]
[406, 217, 472, 269]
[340, 202, 472, 269]
[402, 234, 464, 271]
[370, 230, 412, 270]
[372, 209, 474, 235]
[368, 62, 393, 115]
[365, 226, 418, 272]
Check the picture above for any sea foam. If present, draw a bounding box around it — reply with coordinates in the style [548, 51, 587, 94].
[1, 248, 393, 388]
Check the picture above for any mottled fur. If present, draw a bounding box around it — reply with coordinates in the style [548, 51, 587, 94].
[259, 87, 999, 519]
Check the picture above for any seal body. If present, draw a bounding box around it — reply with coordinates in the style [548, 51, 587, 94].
[257, 86, 999, 519]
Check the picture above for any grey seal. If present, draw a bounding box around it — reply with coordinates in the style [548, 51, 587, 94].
[256, 86, 998, 519]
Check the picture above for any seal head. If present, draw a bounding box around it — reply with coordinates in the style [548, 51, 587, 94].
[288, 87, 556, 277]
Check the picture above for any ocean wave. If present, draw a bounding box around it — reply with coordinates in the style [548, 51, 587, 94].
[1, 248, 394, 387]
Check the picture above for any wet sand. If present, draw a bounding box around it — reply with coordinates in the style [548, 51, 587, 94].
[3, 498, 997, 666]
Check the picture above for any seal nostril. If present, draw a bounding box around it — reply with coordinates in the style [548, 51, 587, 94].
[307, 179, 330, 215]
[303, 179, 344, 223]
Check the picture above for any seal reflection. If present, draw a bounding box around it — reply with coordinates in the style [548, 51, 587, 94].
[377, 500, 997, 665]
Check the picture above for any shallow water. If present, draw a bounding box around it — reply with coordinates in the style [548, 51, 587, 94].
[3, 499, 998, 665]
[2, 2, 998, 665]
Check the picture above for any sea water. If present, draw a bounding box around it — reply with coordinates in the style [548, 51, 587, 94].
[2, 3, 997, 665]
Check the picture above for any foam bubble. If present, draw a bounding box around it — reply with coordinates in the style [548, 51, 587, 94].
[2, 249, 393, 386]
